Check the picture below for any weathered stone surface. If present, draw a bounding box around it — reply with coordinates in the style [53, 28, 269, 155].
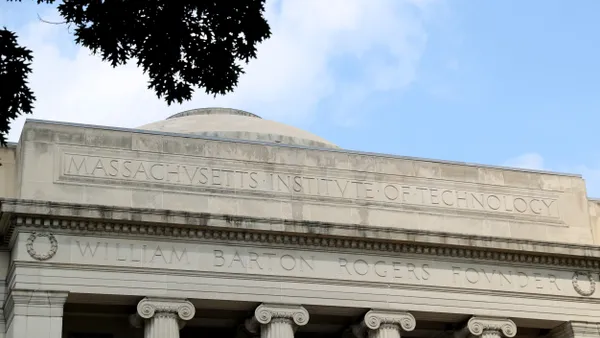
[6, 112, 600, 338]
[4, 198, 600, 261]
[14, 120, 594, 244]
[9, 233, 595, 299]
[0, 145, 17, 198]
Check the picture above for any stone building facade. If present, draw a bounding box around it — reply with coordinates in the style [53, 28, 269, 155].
[1, 108, 600, 338]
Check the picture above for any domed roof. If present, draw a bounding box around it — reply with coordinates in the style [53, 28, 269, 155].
[137, 108, 338, 149]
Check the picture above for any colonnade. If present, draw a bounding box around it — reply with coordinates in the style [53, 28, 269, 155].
[128, 297, 518, 338]
[3, 291, 593, 338]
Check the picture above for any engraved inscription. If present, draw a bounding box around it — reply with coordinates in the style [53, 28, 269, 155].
[67, 238, 594, 298]
[337, 258, 431, 280]
[335, 257, 563, 292]
[450, 266, 562, 292]
[76, 241, 190, 265]
[62, 154, 559, 217]
[213, 249, 315, 273]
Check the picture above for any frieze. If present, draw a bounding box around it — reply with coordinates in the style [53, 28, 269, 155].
[11, 215, 600, 270]
[30, 236, 597, 298]
[14, 226, 600, 299]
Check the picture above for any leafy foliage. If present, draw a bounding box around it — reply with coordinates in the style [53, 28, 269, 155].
[0, 0, 271, 145]
[0, 28, 35, 145]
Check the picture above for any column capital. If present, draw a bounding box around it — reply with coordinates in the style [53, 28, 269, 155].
[136, 297, 195, 321]
[352, 309, 416, 337]
[245, 303, 309, 333]
[456, 316, 517, 338]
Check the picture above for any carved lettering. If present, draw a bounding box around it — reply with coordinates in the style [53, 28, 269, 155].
[62, 154, 560, 218]
[450, 266, 563, 292]
[338, 257, 430, 280]
[212, 249, 315, 274]
[77, 241, 100, 257]
[71, 240, 586, 298]
[75, 241, 188, 266]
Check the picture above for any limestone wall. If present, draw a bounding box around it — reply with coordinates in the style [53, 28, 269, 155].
[14, 120, 595, 244]
[0, 145, 16, 198]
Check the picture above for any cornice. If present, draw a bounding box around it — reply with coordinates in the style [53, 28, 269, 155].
[3, 198, 600, 270]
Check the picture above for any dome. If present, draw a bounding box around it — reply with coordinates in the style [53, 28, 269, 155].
[137, 108, 338, 149]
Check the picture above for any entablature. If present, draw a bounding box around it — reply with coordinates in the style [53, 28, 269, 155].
[2, 198, 600, 271]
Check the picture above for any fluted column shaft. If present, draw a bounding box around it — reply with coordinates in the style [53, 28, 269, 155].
[131, 297, 196, 338]
[368, 323, 402, 338]
[261, 317, 295, 338]
[246, 303, 310, 338]
[144, 313, 181, 338]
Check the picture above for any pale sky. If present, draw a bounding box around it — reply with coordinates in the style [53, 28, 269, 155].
[3, 0, 600, 196]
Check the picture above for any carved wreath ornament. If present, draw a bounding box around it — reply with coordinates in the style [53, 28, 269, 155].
[572, 271, 596, 296]
[26, 232, 58, 261]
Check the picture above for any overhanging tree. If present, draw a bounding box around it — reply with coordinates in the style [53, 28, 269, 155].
[0, 0, 271, 145]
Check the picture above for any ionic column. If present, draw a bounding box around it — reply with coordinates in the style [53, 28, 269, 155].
[245, 303, 310, 338]
[352, 309, 416, 338]
[455, 316, 517, 338]
[131, 297, 195, 338]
